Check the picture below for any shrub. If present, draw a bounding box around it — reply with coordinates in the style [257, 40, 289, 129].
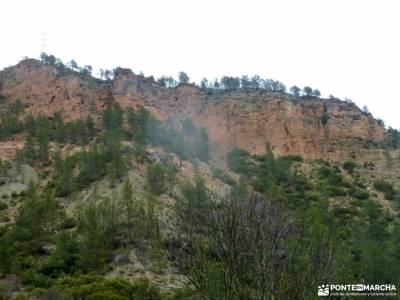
[0, 202, 7, 211]
[373, 180, 396, 200]
[343, 161, 356, 174]
[147, 163, 166, 195]
[131, 278, 162, 300]
[102, 104, 124, 130]
[318, 165, 345, 186]
[332, 206, 359, 219]
[14, 295, 30, 300]
[87, 291, 128, 300]
[363, 161, 375, 169]
[52, 276, 159, 300]
[327, 186, 347, 197]
[349, 187, 369, 200]
[281, 155, 304, 162]
[320, 114, 329, 126]
[374, 180, 394, 193]
[62, 217, 77, 229]
[227, 148, 251, 173]
[211, 167, 235, 185]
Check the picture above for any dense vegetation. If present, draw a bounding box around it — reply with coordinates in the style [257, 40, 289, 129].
[0, 99, 399, 298]
[1, 57, 400, 298]
[0, 100, 216, 298]
[225, 148, 400, 289]
[0, 101, 209, 192]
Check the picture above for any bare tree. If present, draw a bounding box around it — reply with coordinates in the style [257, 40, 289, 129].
[174, 189, 337, 299]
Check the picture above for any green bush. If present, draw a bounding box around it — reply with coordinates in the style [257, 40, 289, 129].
[327, 186, 347, 197]
[131, 278, 163, 300]
[147, 163, 166, 195]
[281, 155, 304, 162]
[86, 291, 128, 300]
[320, 114, 329, 125]
[13, 295, 30, 300]
[163, 288, 197, 300]
[374, 180, 394, 193]
[386, 127, 400, 149]
[53, 276, 163, 300]
[211, 167, 235, 185]
[349, 187, 369, 200]
[0, 202, 7, 211]
[227, 148, 251, 173]
[318, 165, 345, 186]
[102, 104, 124, 131]
[62, 217, 77, 229]
[343, 161, 357, 174]
[373, 180, 396, 200]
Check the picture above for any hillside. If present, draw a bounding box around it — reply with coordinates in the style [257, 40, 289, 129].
[0, 59, 385, 159]
[0, 57, 399, 299]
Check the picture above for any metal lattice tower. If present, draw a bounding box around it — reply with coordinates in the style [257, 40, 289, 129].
[40, 30, 47, 54]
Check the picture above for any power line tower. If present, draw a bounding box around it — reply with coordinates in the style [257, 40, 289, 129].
[40, 30, 48, 55]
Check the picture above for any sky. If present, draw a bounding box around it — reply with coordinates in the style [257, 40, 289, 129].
[1, 0, 399, 129]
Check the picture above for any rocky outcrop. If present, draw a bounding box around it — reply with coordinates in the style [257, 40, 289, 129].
[0, 59, 385, 159]
[111, 68, 385, 158]
[0, 59, 109, 121]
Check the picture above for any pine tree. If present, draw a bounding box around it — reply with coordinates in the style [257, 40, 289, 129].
[77, 199, 108, 271]
[102, 104, 123, 130]
[122, 178, 136, 244]
[77, 145, 106, 189]
[14, 148, 24, 172]
[47, 231, 80, 275]
[42, 189, 59, 234]
[54, 153, 75, 196]
[165, 162, 178, 196]
[133, 143, 148, 163]
[85, 116, 96, 138]
[195, 128, 210, 161]
[25, 114, 36, 137]
[178, 175, 213, 240]
[53, 112, 66, 142]
[144, 191, 159, 239]
[36, 127, 49, 163]
[147, 163, 166, 195]
[24, 135, 36, 162]
[101, 192, 121, 249]
[100, 130, 126, 185]
[13, 183, 45, 243]
[0, 234, 11, 275]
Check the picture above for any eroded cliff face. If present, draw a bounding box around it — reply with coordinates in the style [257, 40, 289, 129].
[0, 59, 385, 159]
[0, 59, 111, 121]
[111, 68, 385, 159]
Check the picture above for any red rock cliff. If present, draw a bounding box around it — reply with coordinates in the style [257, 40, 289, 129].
[0, 59, 385, 159]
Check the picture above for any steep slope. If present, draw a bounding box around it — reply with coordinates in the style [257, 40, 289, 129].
[112, 68, 384, 159]
[0, 59, 111, 121]
[0, 58, 399, 299]
[0, 59, 385, 160]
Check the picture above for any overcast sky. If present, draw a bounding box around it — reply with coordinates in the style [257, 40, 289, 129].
[1, 0, 399, 128]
